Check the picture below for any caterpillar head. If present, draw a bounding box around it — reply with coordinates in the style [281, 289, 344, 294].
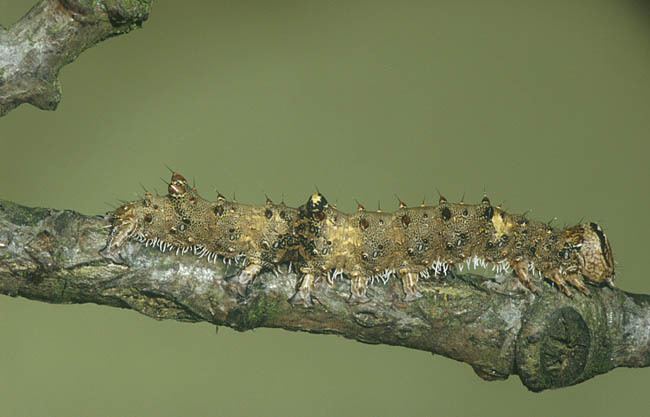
[562, 223, 615, 286]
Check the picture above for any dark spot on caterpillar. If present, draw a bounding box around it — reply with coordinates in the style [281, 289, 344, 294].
[457, 233, 468, 246]
[529, 246, 537, 256]
[313, 211, 326, 222]
[182, 218, 191, 225]
[401, 215, 411, 227]
[261, 240, 271, 250]
[378, 219, 384, 225]
[303, 240, 316, 255]
[265, 208, 273, 219]
[407, 248, 415, 256]
[179, 223, 187, 232]
[378, 244, 384, 250]
[280, 210, 288, 220]
[362, 253, 370, 261]
[326, 240, 332, 245]
[518, 218, 528, 226]
[559, 248, 571, 260]
[423, 213, 429, 219]
[153, 204, 158, 209]
[486, 241, 495, 249]
[446, 242, 454, 251]
[462, 208, 469, 217]
[359, 218, 370, 230]
[144, 214, 153, 223]
[482, 196, 491, 205]
[214, 205, 224, 216]
[483, 206, 494, 221]
[372, 250, 380, 258]
[228, 228, 235, 233]
[441, 207, 452, 221]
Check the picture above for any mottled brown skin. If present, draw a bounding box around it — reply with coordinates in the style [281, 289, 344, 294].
[102, 172, 616, 305]
[352, 208, 403, 293]
[102, 174, 298, 294]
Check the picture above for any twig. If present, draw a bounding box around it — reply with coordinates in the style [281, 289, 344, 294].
[0, 0, 152, 117]
[0, 198, 648, 391]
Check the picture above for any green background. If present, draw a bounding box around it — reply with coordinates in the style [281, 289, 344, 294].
[1, 1, 649, 416]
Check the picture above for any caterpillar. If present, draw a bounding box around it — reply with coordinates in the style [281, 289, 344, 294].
[100, 172, 616, 305]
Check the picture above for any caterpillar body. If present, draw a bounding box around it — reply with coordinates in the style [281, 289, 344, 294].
[100, 172, 616, 305]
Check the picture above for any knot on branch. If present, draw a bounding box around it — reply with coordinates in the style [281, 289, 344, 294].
[541, 307, 590, 380]
[516, 294, 615, 391]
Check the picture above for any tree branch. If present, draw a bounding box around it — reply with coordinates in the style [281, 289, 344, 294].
[0, 0, 152, 117]
[0, 198, 648, 391]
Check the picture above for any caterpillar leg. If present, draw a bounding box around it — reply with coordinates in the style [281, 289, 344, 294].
[289, 272, 315, 307]
[349, 274, 370, 304]
[565, 274, 590, 295]
[511, 261, 540, 294]
[399, 271, 423, 301]
[229, 262, 262, 296]
[548, 272, 573, 297]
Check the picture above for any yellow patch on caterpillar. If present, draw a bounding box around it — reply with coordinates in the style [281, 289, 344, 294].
[491, 208, 515, 238]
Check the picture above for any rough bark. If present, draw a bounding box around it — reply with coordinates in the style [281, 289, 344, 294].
[0, 198, 648, 392]
[0, 0, 152, 117]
